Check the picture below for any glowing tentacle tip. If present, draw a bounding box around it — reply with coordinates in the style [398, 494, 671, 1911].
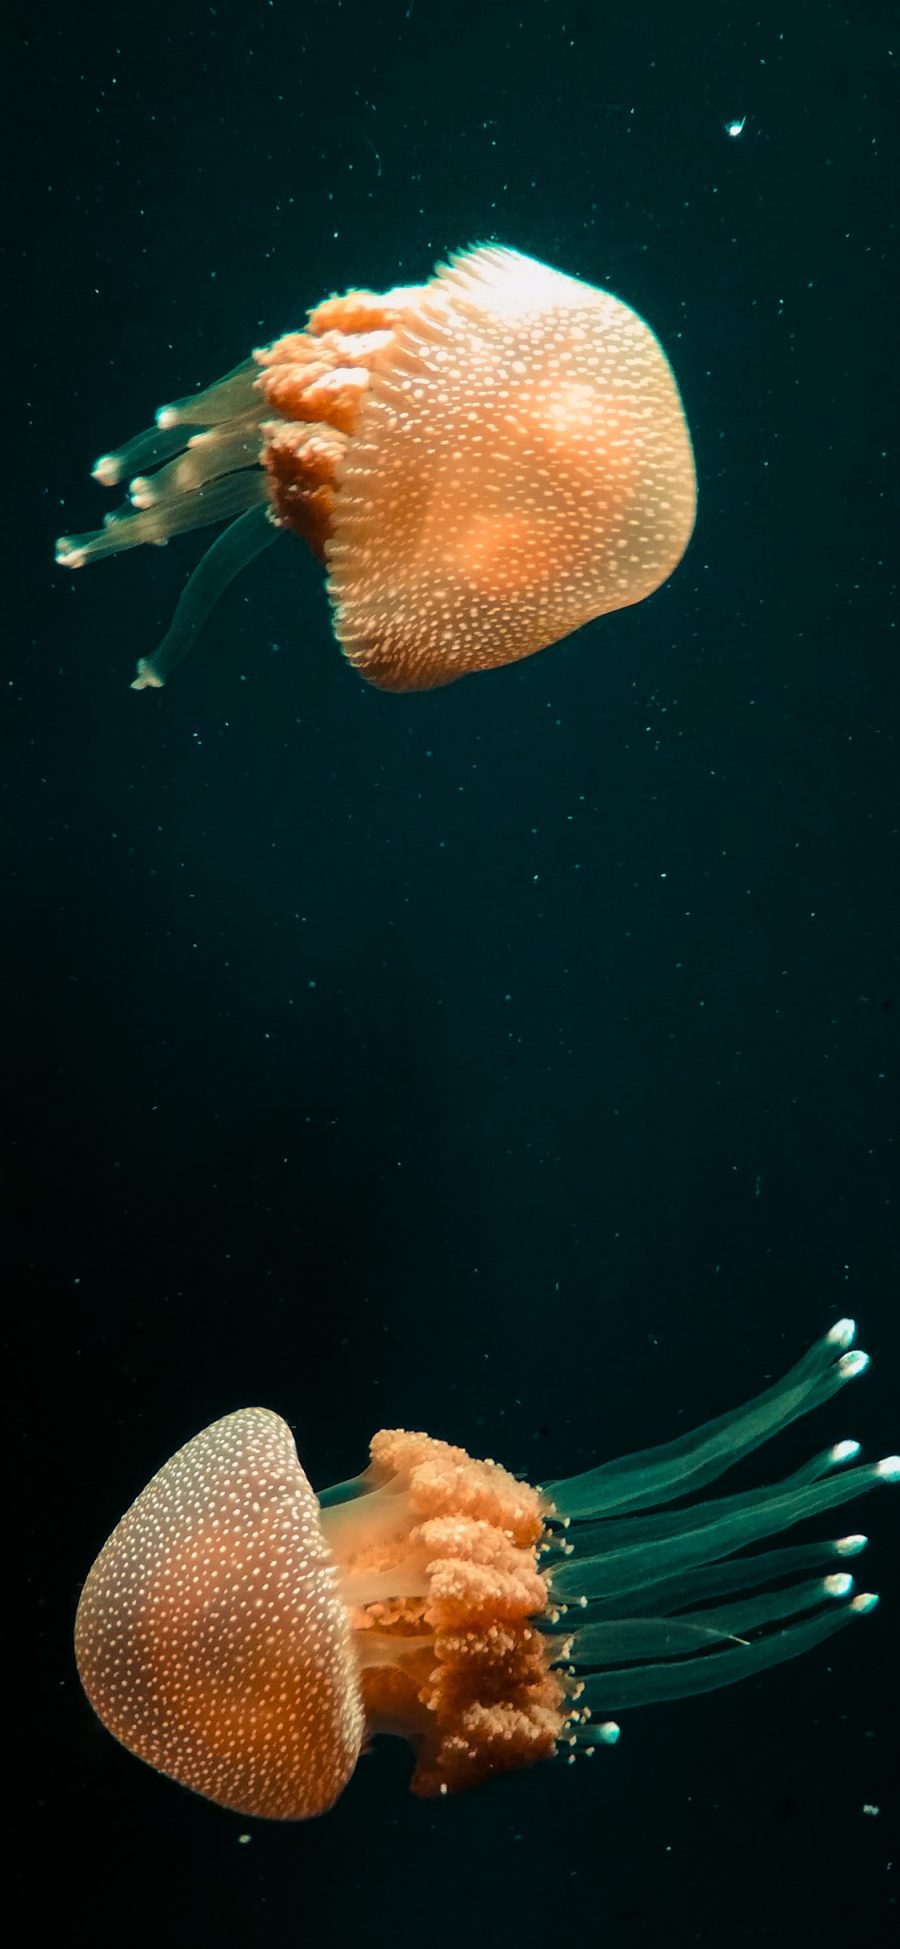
[155, 405, 178, 430]
[823, 1574, 854, 1599]
[54, 538, 85, 568]
[131, 659, 164, 691]
[876, 1455, 900, 1481]
[827, 1318, 856, 1350]
[850, 1593, 879, 1615]
[837, 1350, 870, 1381]
[91, 454, 122, 486]
[835, 1534, 868, 1556]
[830, 1440, 862, 1467]
[128, 476, 155, 510]
[596, 1721, 621, 1745]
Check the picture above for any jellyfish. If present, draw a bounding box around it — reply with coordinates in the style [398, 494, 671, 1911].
[54, 245, 696, 694]
[74, 1319, 897, 1819]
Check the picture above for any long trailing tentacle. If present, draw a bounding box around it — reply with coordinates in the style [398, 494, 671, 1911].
[131, 505, 279, 690]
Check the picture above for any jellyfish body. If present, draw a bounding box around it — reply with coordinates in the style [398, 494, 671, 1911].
[74, 1321, 898, 1818]
[55, 246, 697, 693]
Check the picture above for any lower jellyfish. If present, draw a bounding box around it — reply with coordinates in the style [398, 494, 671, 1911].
[74, 1318, 897, 1818]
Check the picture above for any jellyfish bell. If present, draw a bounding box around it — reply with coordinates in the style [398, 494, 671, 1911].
[74, 1320, 898, 1819]
[75, 1409, 364, 1820]
[54, 245, 697, 696]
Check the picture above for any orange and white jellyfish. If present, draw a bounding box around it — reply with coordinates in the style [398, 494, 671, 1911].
[54, 245, 697, 694]
[75, 1319, 897, 1818]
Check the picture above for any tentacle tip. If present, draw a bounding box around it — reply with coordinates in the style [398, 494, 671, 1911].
[837, 1350, 870, 1381]
[835, 1534, 868, 1556]
[128, 476, 155, 510]
[876, 1454, 900, 1482]
[823, 1573, 854, 1599]
[597, 1720, 621, 1746]
[131, 659, 164, 692]
[827, 1318, 856, 1350]
[91, 454, 121, 486]
[850, 1592, 879, 1616]
[155, 405, 178, 430]
[54, 537, 84, 569]
[830, 1439, 861, 1466]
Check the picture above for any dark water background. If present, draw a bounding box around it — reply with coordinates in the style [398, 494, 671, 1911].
[6, 1, 898, 1943]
